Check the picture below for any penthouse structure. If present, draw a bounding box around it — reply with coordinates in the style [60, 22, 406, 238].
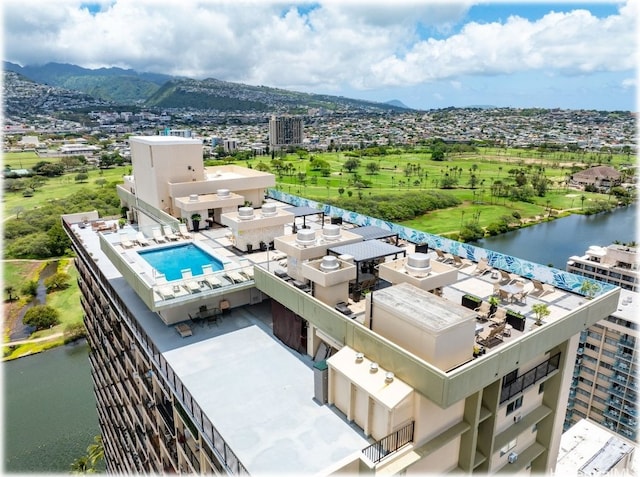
[564, 245, 638, 442]
[268, 115, 303, 149]
[63, 136, 621, 475]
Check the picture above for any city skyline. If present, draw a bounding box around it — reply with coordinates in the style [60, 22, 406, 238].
[3, 1, 636, 112]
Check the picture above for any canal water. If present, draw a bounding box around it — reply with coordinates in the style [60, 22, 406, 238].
[474, 204, 637, 268]
[3, 204, 636, 473]
[3, 341, 101, 474]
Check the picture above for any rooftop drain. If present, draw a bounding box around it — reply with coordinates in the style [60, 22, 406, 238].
[217, 188, 230, 197]
[296, 229, 316, 246]
[189, 194, 199, 202]
[238, 207, 254, 220]
[319, 255, 340, 272]
[261, 203, 277, 217]
[405, 253, 432, 277]
[322, 224, 341, 241]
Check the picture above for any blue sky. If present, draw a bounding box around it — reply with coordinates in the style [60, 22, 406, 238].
[4, 1, 637, 111]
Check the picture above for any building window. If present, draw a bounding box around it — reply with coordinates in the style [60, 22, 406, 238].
[500, 438, 517, 456]
[532, 423, 538, 433]
[538, 382, 545, 394]
[506, 396, 523, 416]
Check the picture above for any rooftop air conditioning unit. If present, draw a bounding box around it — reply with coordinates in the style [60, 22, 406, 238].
[322, 224, 341, 241]
[238, 207, 254, 220]
[514, 414, 523, 423]
[296, 229, 316, 247]
[405, 253, 432, 277]
[261, 203, 277, 217]
[319, 256, 340, 272]
[508, 452, 518, 464]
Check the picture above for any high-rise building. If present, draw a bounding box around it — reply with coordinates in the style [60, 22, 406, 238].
[63, 136, 620, 475]
[567, 243, 638, 292]
[268, 115, 303, 149]
[564, 245, 638, 442]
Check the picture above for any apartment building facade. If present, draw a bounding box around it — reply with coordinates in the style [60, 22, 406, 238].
[567, 243, 638, 292]
[564, 245, 638, 442]
[63, 136, 621, 475]
[268, 115, 304, 149]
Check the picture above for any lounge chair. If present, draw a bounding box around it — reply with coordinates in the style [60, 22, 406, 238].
[120, 232, 134, 249]
[474, 301, 492, 321]
[471, 258, 492, 276]
[135, 232, 150, 246]
[490, 307, 507, 324]
[452, 255, 471, 268]
[531, 279, 555, 297]
[498, 270, 519, 284]
[225, 270, 247, 283]
[154, 274, 175, 299]
[178, 223, 192, 239]
[240, 267, 254, 280]
[163, 225, 179, 241]
[152, 228, 167, 243]
[201, 274, 221, 288]
[181, 269, 202, 293]
[435, 249, 453, 263]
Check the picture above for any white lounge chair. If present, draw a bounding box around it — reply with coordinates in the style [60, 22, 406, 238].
[135, 232, 150, 246]
[181, 269, 202, 293]
[225, 271, 247, 283]
[201, 274, 221, 288]
[155, 273, 176, 299]
[240, 267, 254, 280]
[120, 232, 134, 249]
[178, 223, 192, 239]
[152, 228, 167, 243]
[163, 225, 179, 241]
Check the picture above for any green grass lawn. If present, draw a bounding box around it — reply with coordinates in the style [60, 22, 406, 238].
[3, 156, 129, 220]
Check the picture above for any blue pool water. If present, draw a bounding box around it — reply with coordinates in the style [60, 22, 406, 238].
[138, 243, 223, 281]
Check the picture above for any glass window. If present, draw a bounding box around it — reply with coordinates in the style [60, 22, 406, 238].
[507, 396, 523, 416]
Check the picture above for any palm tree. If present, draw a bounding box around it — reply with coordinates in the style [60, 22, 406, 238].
[580, 194, 586, 210]
[87, 435, 104, 467]
[5, 285, 16, 301]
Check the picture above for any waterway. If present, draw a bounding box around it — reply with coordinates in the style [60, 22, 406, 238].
[3, 341, 101, 474]
[3, 204, 636, 473]
[474, 204, 637, 268]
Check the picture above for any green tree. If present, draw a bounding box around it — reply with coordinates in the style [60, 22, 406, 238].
[44, 272, 71, 292]
[21, 280, 39, 297]
[86, 435, 104, 467]
[75, 173, 89, 183]
[95, 178, 107, 188]
[5, 286, 16, 301]
[365, 161, 380, 175]
[23, 305, 60, 330]
[343, 158, 360, 173]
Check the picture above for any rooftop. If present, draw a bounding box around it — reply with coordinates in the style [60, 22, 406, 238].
[63, 197, 623, 472]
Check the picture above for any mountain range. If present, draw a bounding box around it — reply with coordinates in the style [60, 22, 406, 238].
[4, 61, 411, 113]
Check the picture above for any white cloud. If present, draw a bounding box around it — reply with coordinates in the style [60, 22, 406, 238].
[2, 0, 636, 97]
[370, 3, 636, 87]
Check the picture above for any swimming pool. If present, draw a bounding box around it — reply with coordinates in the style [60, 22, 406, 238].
[138, 243, 224, 281]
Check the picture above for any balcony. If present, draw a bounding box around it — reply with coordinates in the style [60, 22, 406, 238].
[362, 421, 415, 464]
[500, 353, 561, 404]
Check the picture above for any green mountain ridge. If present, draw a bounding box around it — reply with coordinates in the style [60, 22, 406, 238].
[3, 61, 414, 113]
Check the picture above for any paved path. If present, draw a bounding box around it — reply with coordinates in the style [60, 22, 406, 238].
[4, 332, 64, 346]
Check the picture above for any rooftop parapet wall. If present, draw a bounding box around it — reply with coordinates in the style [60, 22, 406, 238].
[266, 189, 617, 297]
